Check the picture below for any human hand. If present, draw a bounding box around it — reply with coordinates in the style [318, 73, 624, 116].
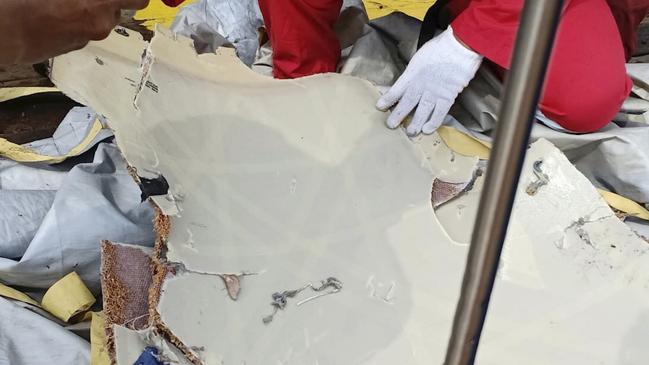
[376, 26, 482, 136]
[0, 0, 150, 64]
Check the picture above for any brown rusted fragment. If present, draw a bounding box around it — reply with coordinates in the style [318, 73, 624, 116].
[431, 178, 470, 208]
[101, 241, 126, 363]
[101, 241, 153, 330]
[101, 240, 156, 363]
[153, 206, 171, 242]
[219, 274, 242, 301]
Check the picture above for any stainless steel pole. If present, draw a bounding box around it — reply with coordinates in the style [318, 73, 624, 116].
[443, 1, 564, 364]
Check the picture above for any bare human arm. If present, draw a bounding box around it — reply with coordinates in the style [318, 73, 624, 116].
[0, 0, 149, 65]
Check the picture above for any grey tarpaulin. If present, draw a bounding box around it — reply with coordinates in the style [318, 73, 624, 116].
[0, 107, 155, 295]
[0, 107, 113, 192]
[0, 297, 90, 365]
[0, 190, 56, 260]
[0, 142, 155, 295]
[0, 107, 156, 363]
[170, 0, 264, 66]
[23, 106, 113, 157]
[0, 106, 155, 365]
[1, 107, 113, 260]
[336, 8, 419, 86]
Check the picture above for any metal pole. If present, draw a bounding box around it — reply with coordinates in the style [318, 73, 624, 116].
[443, 1, 564, 364]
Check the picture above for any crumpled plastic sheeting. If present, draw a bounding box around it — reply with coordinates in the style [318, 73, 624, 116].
[0, 159, 67, 191]
[364, 11, 420, 62]
[454, 64, 649, 205]
[0, 190, 56, 259]
[0, 105, 154, 295]
[0, 85, 153, 365]
[0, 107, 116, 260]
[171, 0, 264, 66]
[0, 107, 113, 192]
[615, 96, 649, 123]
[337, 7, 416, 86]
[22, 106, 113, 158]
[0, 297, 90, 365]
[0, 142, 155, 295]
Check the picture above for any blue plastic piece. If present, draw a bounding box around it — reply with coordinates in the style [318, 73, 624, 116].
[132, 346, 163, 365]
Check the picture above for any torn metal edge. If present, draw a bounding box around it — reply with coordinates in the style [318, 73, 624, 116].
[146, 207, 203, 365]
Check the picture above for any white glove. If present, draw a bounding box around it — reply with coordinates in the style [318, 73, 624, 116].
[376, 26, 483, 136]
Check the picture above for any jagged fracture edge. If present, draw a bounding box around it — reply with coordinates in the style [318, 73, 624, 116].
[131, 26, 216, 365]
[88, 26, 217, 365]
[147, 208, 204, 365]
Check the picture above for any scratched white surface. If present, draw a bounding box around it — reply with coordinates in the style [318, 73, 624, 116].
[52, 27, 649, 365]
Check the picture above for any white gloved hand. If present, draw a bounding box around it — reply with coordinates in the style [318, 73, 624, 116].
[376, 26, 483, 136]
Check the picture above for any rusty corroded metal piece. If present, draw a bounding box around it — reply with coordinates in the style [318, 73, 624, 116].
[219, 274, 242, 301]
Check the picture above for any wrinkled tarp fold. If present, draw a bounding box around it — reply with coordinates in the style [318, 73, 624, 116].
[0, 107, 155, 295]
[0, 297, 90, 365]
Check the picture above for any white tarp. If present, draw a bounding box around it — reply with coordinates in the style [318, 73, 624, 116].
[171, 0, 264, 66]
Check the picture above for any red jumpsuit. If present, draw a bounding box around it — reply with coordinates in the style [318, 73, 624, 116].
[259, 0, 649, 133]
[258, 0, 343, 79]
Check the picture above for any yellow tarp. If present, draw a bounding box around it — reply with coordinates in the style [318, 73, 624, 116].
[0, 274, 104, 361]
[91, 311, 111, 365]
[0, 118, 104, 164]
[0, 271, 96, 322]
[437, 126, 491, 160]
[364, 0, 435, 20]
[598, 189, 649, 221]
[134, 0, 197, 30]
[135, 0, 435, 31]
[436, 126, 649, 221]
[0, 283, 40, 307]
[41, 272, 96, 322]
[0, 87, 59, 103]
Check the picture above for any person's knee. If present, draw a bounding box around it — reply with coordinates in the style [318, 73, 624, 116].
[540, 75, 631, 133]
[533, 0, 634, 133]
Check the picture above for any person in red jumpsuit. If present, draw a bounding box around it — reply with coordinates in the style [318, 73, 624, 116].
[258, 0, 649, 135]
